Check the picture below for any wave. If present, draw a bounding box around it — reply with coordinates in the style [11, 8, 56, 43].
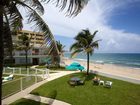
[108, 62, 114, 64]
[124, 62, 140, 66]
[95, 60, 104, 64]
[64, 53, 140, 68]
[74, 58, 87, 62]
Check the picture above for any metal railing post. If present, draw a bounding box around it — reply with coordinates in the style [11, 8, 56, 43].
[47, 69, 50, 78]
[43, 70, 45, 80]
[36, 69, 37, 75]
[35, 75, 37, 83]
[27, 68, 29, 75]
[20, 68, 21, 74]
[13, 68, 15, 74]
[34, 68, 36, 82]
[3, 67, 5, 73]
[20, 78, 23, 91]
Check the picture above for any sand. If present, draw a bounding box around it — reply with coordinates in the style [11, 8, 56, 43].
[63, 58, 140, 81]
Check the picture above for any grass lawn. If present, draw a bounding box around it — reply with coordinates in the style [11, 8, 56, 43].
[31, 72, 140, 105]
[10, 98, 48, 105]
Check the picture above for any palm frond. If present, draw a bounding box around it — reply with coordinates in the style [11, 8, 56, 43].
[47, 45, 54, 55]
[89, 50, 93, 56]
[44, 0, 89, 16]
[70, 29, 100, 57]
[78, 37, 88, 47]
[82, 29, 91, 36]
[70, 42, 81, 51]
[23, 0, 44, 14]
[4, 1, 23, 31]
[75, 31, 85, 40]
[71, 49, 83, 58]
[56, 41, 65, 53]
[85, 47, 92, 52]
[91, 40, 100, 48]
[92, 30, 98, 38]
[17, 1, 59, 55]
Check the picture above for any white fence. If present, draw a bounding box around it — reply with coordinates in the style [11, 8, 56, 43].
[2, 76, 43, 99]
[2, 67, 50, 99]
[3, 67, 49, 78]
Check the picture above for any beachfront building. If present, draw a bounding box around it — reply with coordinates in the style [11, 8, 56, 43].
[12, 30, 48, 65]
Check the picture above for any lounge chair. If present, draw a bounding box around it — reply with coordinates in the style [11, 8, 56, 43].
[93, 80, 100, 85]
[2, 74, 14, 82]
[78, 77, 86, 85]
[104, 81, 112, 88]
[99, 80, 104, 85]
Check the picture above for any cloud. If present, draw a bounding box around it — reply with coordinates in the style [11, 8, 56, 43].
[23, 0, 140, 53]
[97, 27, 140, 53]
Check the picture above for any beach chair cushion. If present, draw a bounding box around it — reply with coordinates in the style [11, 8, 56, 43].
[104, 81, 112, 88]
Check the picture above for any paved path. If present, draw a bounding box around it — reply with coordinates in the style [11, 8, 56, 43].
[2, 71, 77, 105]
[30, 65, 39, 69]
[91, 70, 140, 84]
[24, 94, 70, 105]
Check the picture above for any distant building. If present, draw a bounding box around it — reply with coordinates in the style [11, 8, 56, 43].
[12, 30, 48, 65]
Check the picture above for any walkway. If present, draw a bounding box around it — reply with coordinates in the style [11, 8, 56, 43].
[2, 71, 77, 105]
[92, 70, 140, 84]
[24, 94, 70, 105]
[30, 65, 38, 69]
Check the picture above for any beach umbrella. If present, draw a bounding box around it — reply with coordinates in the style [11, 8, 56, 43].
[66, 62, 85, 71]
[70, 62, 81, 66]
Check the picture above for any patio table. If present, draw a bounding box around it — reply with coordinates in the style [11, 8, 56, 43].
[70, 77, 81, 85]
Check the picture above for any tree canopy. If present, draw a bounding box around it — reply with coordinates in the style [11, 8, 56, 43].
[70, 29, 100, 75]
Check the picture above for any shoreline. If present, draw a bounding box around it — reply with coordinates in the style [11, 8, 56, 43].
[72, 57, 140, 70]
[63, 57, 140, 84]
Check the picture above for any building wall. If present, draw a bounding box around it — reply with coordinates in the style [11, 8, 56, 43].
[13, 30, 48, 65]
[14, 30, 44, 46]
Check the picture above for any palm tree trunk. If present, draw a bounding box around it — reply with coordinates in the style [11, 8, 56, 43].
[4, 12, 14, 64]
[57, 54, 60, 67]
[25, 50, 28, 71]
[0, 3, 4, 104]
[87, 52, 89, 75]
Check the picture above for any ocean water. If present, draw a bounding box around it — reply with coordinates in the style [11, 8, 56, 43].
[64, 53, 140, 68]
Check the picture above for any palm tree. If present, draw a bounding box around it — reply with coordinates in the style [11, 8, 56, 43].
[15, 34, 32, 70]
[48, 41, 65, 67]
[56, 41, 65, 67]
[70, 29, 100, 75]
[0, 0, 89, 102]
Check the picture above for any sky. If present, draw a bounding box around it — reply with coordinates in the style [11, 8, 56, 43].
[23, 0, 140, 53]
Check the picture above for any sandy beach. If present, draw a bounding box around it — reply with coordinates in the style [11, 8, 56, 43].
[63, 58, 140, 81]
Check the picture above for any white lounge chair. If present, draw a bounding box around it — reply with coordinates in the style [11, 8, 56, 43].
[2, 74, 14, 82]
[104, 81, 112, 88]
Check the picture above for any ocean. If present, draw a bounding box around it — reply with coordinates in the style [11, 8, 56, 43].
[64, 53, 140, 69]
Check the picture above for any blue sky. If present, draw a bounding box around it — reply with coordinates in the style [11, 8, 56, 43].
[108, 1, 140, 34]
[23, 0, 140, 53]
